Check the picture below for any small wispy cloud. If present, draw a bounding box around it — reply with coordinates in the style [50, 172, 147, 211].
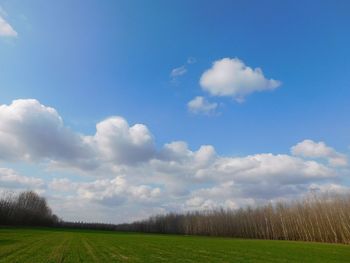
[170, 57, 196, 80]
[170, 65, 187, 78]
[187, 57, 196, 64]
[187, 96, 218, 115]
[0, 7, 18, 37]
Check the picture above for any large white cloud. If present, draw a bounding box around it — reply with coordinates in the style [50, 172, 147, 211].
[0, 99, 348, 223]
[91, 117, 155, 164]
[182, 153, 336, 209]
[0, 99, 95, 169]
[200, 58, 281, 101]
[0, 100, 155, 168]
[203, 153, 335, 183]
[291, 139, 348, 167]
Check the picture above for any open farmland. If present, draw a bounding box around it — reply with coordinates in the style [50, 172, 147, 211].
[0, 228, 349, 262]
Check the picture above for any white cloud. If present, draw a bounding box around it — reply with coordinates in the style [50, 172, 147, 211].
[170, 65, 187, 78]
[185, 182, 255, 211]
[170, 57, 196, 79]
[187, 96, 218, 115]
[0, 168, 44, 189]
[291, 139, 348, 167]
[0, 99, 95, 169]
[308, 183, 350, 195]
[0, 13, 17, 37]
[195, 153, 335, 186]
[49, 178, 77, 192]
[91, 117, 155, 164]
[200, 58, 281, 102]
[0, 99, 348, 223]
[0, 100, 155, 168]
[156, 141, 216, 169]
[50, 176, 161, 207]
[185, 197, 217, 210]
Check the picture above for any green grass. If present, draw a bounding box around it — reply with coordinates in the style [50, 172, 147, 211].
[0, 227, 349, 262]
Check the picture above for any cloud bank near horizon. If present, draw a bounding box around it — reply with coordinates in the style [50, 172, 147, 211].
[0, 99, 348, 223]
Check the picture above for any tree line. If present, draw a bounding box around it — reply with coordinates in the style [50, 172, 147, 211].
[116, 194, 350, 244]
[0, 191, 59, 227]
[2, 191, 350, 244]
[0, 191, 119, 231]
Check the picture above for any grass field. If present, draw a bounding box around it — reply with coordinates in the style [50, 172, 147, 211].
[0, 228, 349, 262]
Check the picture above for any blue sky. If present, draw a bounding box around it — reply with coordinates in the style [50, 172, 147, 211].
[0, 0, 350, 223]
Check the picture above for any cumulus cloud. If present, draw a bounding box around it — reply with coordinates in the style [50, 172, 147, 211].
[0, 100, 155, 168]
[91, 117, 155, 164]
[200, 58, 281, 102]
[185, 181, 255, 211]
[183, 151, 346, 211]
[50, 176, 161, 206]
[187, 96, 218, 115]
[0, 99, 95, 169]
[0, 168, 44, 189]
[148, 143, 340, 211]
[205, 153, 334, 183]
[156, 141, 216, 172]
[186, 153, 337, 205]
[0, 99, 348, 223]
[291, 139, 348, 167]
[49, 178, 77, 192]
[308, 183, 350, 195]
[0, 12, 17, 37]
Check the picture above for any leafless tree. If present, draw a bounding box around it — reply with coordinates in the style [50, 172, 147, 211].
[116, 194, 350, 244]
[0, 191, 59, 227]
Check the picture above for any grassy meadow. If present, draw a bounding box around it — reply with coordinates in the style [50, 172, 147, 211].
[0, 227, 350, 262]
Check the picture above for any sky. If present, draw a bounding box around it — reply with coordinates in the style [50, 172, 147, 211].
[0, 0, 350, 223]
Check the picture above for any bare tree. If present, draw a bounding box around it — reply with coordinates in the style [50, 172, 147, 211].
[0, 191, 59, 227]
[116, 194, 350, 244]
